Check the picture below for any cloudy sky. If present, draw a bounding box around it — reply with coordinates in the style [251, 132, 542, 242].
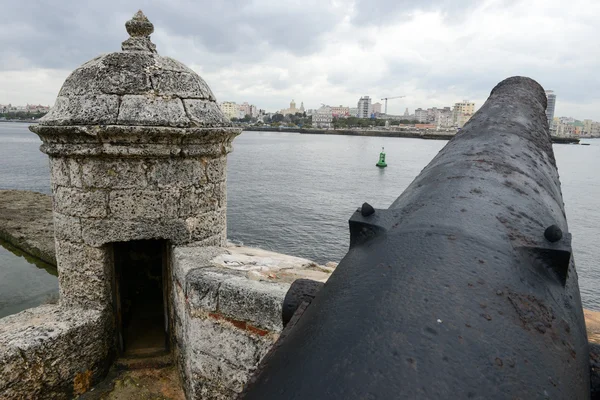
[2, 0, 599, 119]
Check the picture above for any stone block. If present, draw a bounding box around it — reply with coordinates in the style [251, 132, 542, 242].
[171, 246, 224, 286]
[80, 159, 148, 189]
[184, 100, 230, 127]
[186, 316, 271, 368]
[188, 373, 237, 400]
[55, 240, 112, 309]
[213, 181, 227, 209]
[99, 52, 154, 95]
[178, 185, 219, 217]
[0, 305, 111, 399]
[117, 95, 189, 127]
[204, 157, 226, 183]
[146, 158, 206, 188]
[81, 217, 191, 246]
[108, 189, 178, 219]
[188, 352, 251, 393]
[185, 267, 244, 313]
[49, 157, 70, 188]
[67, 158, 83, 188]
[218, 276, 288, 332]
[151, 71, 210, 99]
[42, 95, 119, 126]
[53, 212, 83, 243]
[57, 52, 154, 97]
[53, 187, 108, 218]
[186, 210, 226, 242]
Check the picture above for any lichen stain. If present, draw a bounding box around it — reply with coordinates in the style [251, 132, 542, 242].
[73, 369, 93, 395]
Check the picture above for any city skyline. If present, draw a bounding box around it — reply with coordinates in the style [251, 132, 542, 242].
[1, 1, 599, 121]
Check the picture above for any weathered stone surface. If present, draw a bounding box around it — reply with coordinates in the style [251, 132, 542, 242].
[0, 190, 56, 265]
[80, 158, 149, 189]
[151, 71, 207, 99]
[189, 350, 256, 392]
[59, 52, 155, 97]
[81, 217, 191, 246]
[0, 305, 111, 399]
[219, 277, 289, 332]
[184, 100, 230, 127]
[43, 95, 120, 126]
[108, 188, 179, 219]
[188, 373, 237, 400]
[186, 209, 227, 241]
[586, 309, 600, 345]
[146, 158, 206, 188]
[54, 186, 108, 218]
[187, 317, 272, 369]
[170, 245, 341, 398]
[53, 212, 83, 243]
[55, 240, 112, 309]
[204, 157, 226, 183]
[171, 246, 224, 285]
[178, 185, 219, 217]
[49, 157, 71, 188]
[117, 95, 189, 127]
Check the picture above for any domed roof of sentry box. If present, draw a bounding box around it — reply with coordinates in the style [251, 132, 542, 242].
[37, 10, 231, 128]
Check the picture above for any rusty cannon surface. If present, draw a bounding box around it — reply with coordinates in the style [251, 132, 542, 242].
[241, 77, 590, 399]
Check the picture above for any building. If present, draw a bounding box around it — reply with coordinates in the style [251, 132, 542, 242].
[583, 119, 600, 137]
[219, 101, 239, 120]
[330, 106, 350, 118]
[357, 96, 372, 119]
[348, 107, 358, 117]
[372, 102, 382, 115]
[435, 107, 453, 128]
[452, 100, 475, 128]
[414, 108, 428, 123]
[313, 106, 333, 128]
[238, 102, 252, 118]
[545, 90, 556, 130]
[280, 99, 304, 116]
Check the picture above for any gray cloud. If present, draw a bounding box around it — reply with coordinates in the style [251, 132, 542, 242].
[350, 0, 476, 25]
[1, 0, 344, 71]
[1, 0, 599, 120]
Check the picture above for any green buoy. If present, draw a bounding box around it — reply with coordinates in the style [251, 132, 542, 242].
[376, 147, 387, 168]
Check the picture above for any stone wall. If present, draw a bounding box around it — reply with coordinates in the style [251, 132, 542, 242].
[42, 143, 229, 311]
[170, 245, 332, 399]
[0, 305, 112, 399]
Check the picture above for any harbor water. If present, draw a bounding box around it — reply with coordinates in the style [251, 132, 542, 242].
[0, 122, 599, 317]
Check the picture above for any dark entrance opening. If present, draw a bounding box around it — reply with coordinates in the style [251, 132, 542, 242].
[113, 239, 170, 356]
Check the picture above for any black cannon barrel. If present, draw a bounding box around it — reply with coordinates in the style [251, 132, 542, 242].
[241, 77, 590, 399]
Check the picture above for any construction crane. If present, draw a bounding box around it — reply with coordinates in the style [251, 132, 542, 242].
[381, 95, 405, 114]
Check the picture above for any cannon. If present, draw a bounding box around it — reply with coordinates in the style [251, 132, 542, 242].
[241, 77, 590, 399]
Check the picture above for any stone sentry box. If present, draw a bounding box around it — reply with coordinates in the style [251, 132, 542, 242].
[0, 11, 335, 399]
[30, 8, 239, 364]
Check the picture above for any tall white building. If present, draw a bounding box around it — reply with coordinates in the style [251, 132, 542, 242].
[357, 96, 372, 118]
[415, 108, 428, 123]
[219, 102, 239, 120]
[545, 90, 556, 131]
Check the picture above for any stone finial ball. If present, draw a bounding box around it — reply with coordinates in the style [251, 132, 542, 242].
[125, 10, 154, 37]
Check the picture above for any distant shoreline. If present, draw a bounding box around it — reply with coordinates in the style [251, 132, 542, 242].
[0, 119, 40, 123]
[244, 126, 582, 144]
